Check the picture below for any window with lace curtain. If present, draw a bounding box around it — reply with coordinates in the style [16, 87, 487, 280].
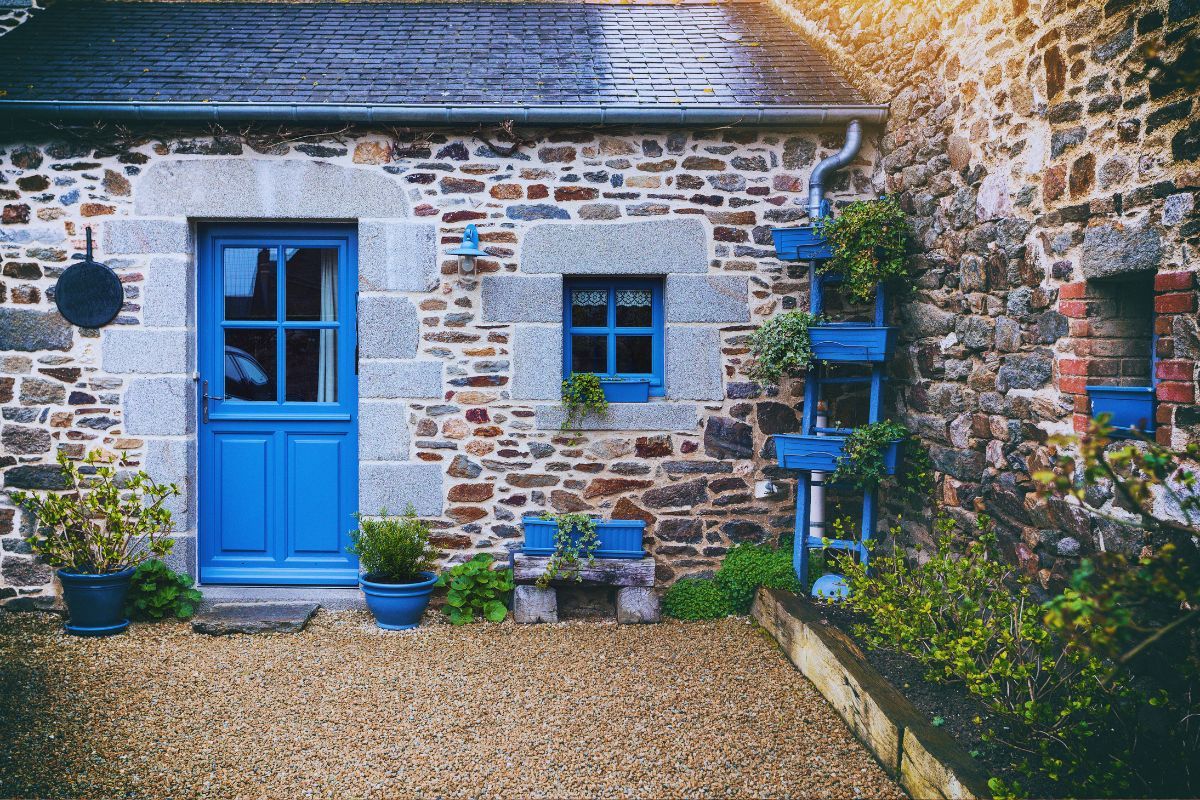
[564, 278, 664, 395]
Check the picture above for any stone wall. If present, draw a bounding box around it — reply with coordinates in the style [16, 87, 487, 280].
[0, 123, 879, 602]
[771, 0, 1199, 587]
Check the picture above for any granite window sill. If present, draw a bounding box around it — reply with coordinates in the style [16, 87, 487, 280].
[533, 401, 699, 431]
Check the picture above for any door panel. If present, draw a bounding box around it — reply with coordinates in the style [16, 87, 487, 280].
[199, 224, 358, 586]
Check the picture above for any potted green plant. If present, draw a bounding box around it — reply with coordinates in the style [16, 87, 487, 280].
[349, 504, 441, 630]
[748, 310, 819, 385]
[560, 372, 608, 431]
[816, 196, 912, 303]
[9, 449, 180, 637]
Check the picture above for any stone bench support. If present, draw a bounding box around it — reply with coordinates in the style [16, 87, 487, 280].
[511, 554, 660, 624]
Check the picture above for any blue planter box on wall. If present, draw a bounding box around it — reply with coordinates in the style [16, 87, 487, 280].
[522, 517, 646, 559]
[809, 324, 895, 363]
[1087, 385, 1155, 437]
[600, 378, 650, 403]
[770, 226, 833, 261]
[774, 434, 900, 474]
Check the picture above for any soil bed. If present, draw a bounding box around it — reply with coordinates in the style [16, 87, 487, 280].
[815, 602, 1055, 797]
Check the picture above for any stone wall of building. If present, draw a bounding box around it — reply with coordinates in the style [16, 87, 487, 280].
[772, 0, 1199, 586]
[0, 123, 879, 603]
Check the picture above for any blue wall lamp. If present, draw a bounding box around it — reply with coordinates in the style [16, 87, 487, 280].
[448, 224, 488, 275]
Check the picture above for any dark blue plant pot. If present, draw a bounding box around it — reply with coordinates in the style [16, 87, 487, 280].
[522, 517, 646, 559]
[58, 566, 136, 637]
[774, 434, 900, 474]
[1087, 385, 1155, 437]
[600, 378, 650, 403]
[360, 571, 438, 630]
[771, 226, 833, 261]
[809, 324, 895, 363]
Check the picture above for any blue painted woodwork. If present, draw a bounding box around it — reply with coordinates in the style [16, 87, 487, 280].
[522, 517, 646, 559]
[1086, 385, 1155, 437]
[360, 571, 439, 630]
[57, 567, 136, 637]
[774, 434, 900, 474]
[600, 378, 651, 403]
[770, 225, 833, 260]
[198, 224, 359, 586]
[564, 278, 664, 396]
[809, 323, 895, 363]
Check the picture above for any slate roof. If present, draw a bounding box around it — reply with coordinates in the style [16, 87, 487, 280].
[0, 0, 880, 123]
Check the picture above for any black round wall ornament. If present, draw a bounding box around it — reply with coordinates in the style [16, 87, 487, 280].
[54, 227, 124, 328]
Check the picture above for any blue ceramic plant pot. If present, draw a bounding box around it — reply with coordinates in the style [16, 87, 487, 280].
[360, 571, 438, 630]
[522, 517, 646, 559]
[57, 566, 136, 637]
[600, 378, 650, 403]
[770, 225, 833, 261]
[773, 434, 901, 474]
[809, 324, 895, 363]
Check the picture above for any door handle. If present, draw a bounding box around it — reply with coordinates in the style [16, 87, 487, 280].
[202, 380, 224, 424]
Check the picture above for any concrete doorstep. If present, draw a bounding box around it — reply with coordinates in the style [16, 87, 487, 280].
[192, 602, 320, 635]
[752, 587, 993, 800]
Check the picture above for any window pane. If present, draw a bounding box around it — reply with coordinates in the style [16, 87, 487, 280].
[616, 336, 652, 374]
[570, 288, 608, 327]
[224, 329, 277, 401]
[224, 247, 276, 321]
[285, 329, 338, 402]
[615, 288, 653, 327]
[571, 335, 607, 374]
[286, 247, 338, 322]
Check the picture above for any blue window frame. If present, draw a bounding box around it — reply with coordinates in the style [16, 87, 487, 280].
[564, 278, 664, 395]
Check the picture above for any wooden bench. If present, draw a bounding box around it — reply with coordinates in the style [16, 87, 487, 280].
[509, 551, 660, 624]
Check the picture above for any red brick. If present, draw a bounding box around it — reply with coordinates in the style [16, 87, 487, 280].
[1156, 360, 1194, 381]
[1058, 282, 1088, 299]
[1154, 271, 1196, 292]
[1156, 427, 1173, 446]
[1059, 358, 1089, 375]
[1155, 292, 1196, 314]
[1060, 376, 1089, 394]
[1073, 413, 1091, 433]
[1156, 382, 1195, 403]
[1058, 299, 1089, 318]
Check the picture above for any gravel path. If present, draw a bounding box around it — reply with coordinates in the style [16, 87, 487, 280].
[0, 610, 904, 800]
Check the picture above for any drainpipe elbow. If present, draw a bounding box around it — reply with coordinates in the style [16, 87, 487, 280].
[807, 118, 864, 221]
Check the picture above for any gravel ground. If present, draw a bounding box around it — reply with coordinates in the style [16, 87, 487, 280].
[0, 609, 905, 800]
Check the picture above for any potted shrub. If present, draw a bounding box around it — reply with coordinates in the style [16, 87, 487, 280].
[816, 196, 911, 303]
[349, 504, 441, 630]
[10, 449, 180, 637]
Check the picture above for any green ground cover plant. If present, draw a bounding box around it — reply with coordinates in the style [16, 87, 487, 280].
[663, 543, 802, 619]
[125, 559, 202, 621]
[437, 553, 513, 624]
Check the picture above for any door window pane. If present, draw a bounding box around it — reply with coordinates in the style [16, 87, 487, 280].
[615, 288, 653, 327]
[570, 288, 608, 327]
[615, 336, 652, 374]
[224, 329, 277, 401]
[285, 329, 338, 403]
[224, 247, 276, 321]
[571, 335, 607, 374]
[285, 247, 339, 322]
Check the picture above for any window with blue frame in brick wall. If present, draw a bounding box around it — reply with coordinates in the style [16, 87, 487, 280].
[564, 278, 664, 395]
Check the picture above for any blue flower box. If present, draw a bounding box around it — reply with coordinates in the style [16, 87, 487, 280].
[600, 378, 650, 403]
[1086, 385, 1155, 437]
[774, 434, 900, 474]
[522, 517, 646, 559]
[809, 324, 895, 363]
[771, 225, 833, 261]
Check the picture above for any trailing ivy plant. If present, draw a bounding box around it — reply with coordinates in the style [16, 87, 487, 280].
[125, 559, 202, 621]
[817, 196, 911, 303]
[831, 420, 933, 508]
[535, 512, 601, 589]
[437, 553, 514, 625]
[560, 372, 607, 433]
[747, 310, 819, 386]
[10, 449, 180, 574]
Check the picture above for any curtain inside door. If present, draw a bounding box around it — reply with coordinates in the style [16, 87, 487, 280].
[318, 250, 338, 402]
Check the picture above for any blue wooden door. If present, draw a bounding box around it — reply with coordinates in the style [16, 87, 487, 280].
[198, 224, 358, 586]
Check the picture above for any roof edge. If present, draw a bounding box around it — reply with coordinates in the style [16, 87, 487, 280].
[0, 101, 888, 126]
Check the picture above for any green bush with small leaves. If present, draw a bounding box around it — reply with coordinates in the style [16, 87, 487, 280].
[560, 372, 607, 432]
[817, 196, 911, 303]
[437, 554, 513, 625]
[714, 543, 804, 614]
[747, 310, 818, 386]
[662, 578, 734, 620]
[125, 559, 202, 621]
[348, 505, 439, 584]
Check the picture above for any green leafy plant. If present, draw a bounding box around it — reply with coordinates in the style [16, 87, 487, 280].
[560, 372, 607, 432]
[747, 310, 818, 386]
[10, 449, 180, 574]
[125, 559, 202, 621]
[437, 553, 513, 625]
[535, 512, 600, 589]
[713, 542, 804, 614]
[348, 504, 439, 584]
[662, 578, 734, 620]
[817, 196, 911, 303]
[831, 420, 933, 507]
